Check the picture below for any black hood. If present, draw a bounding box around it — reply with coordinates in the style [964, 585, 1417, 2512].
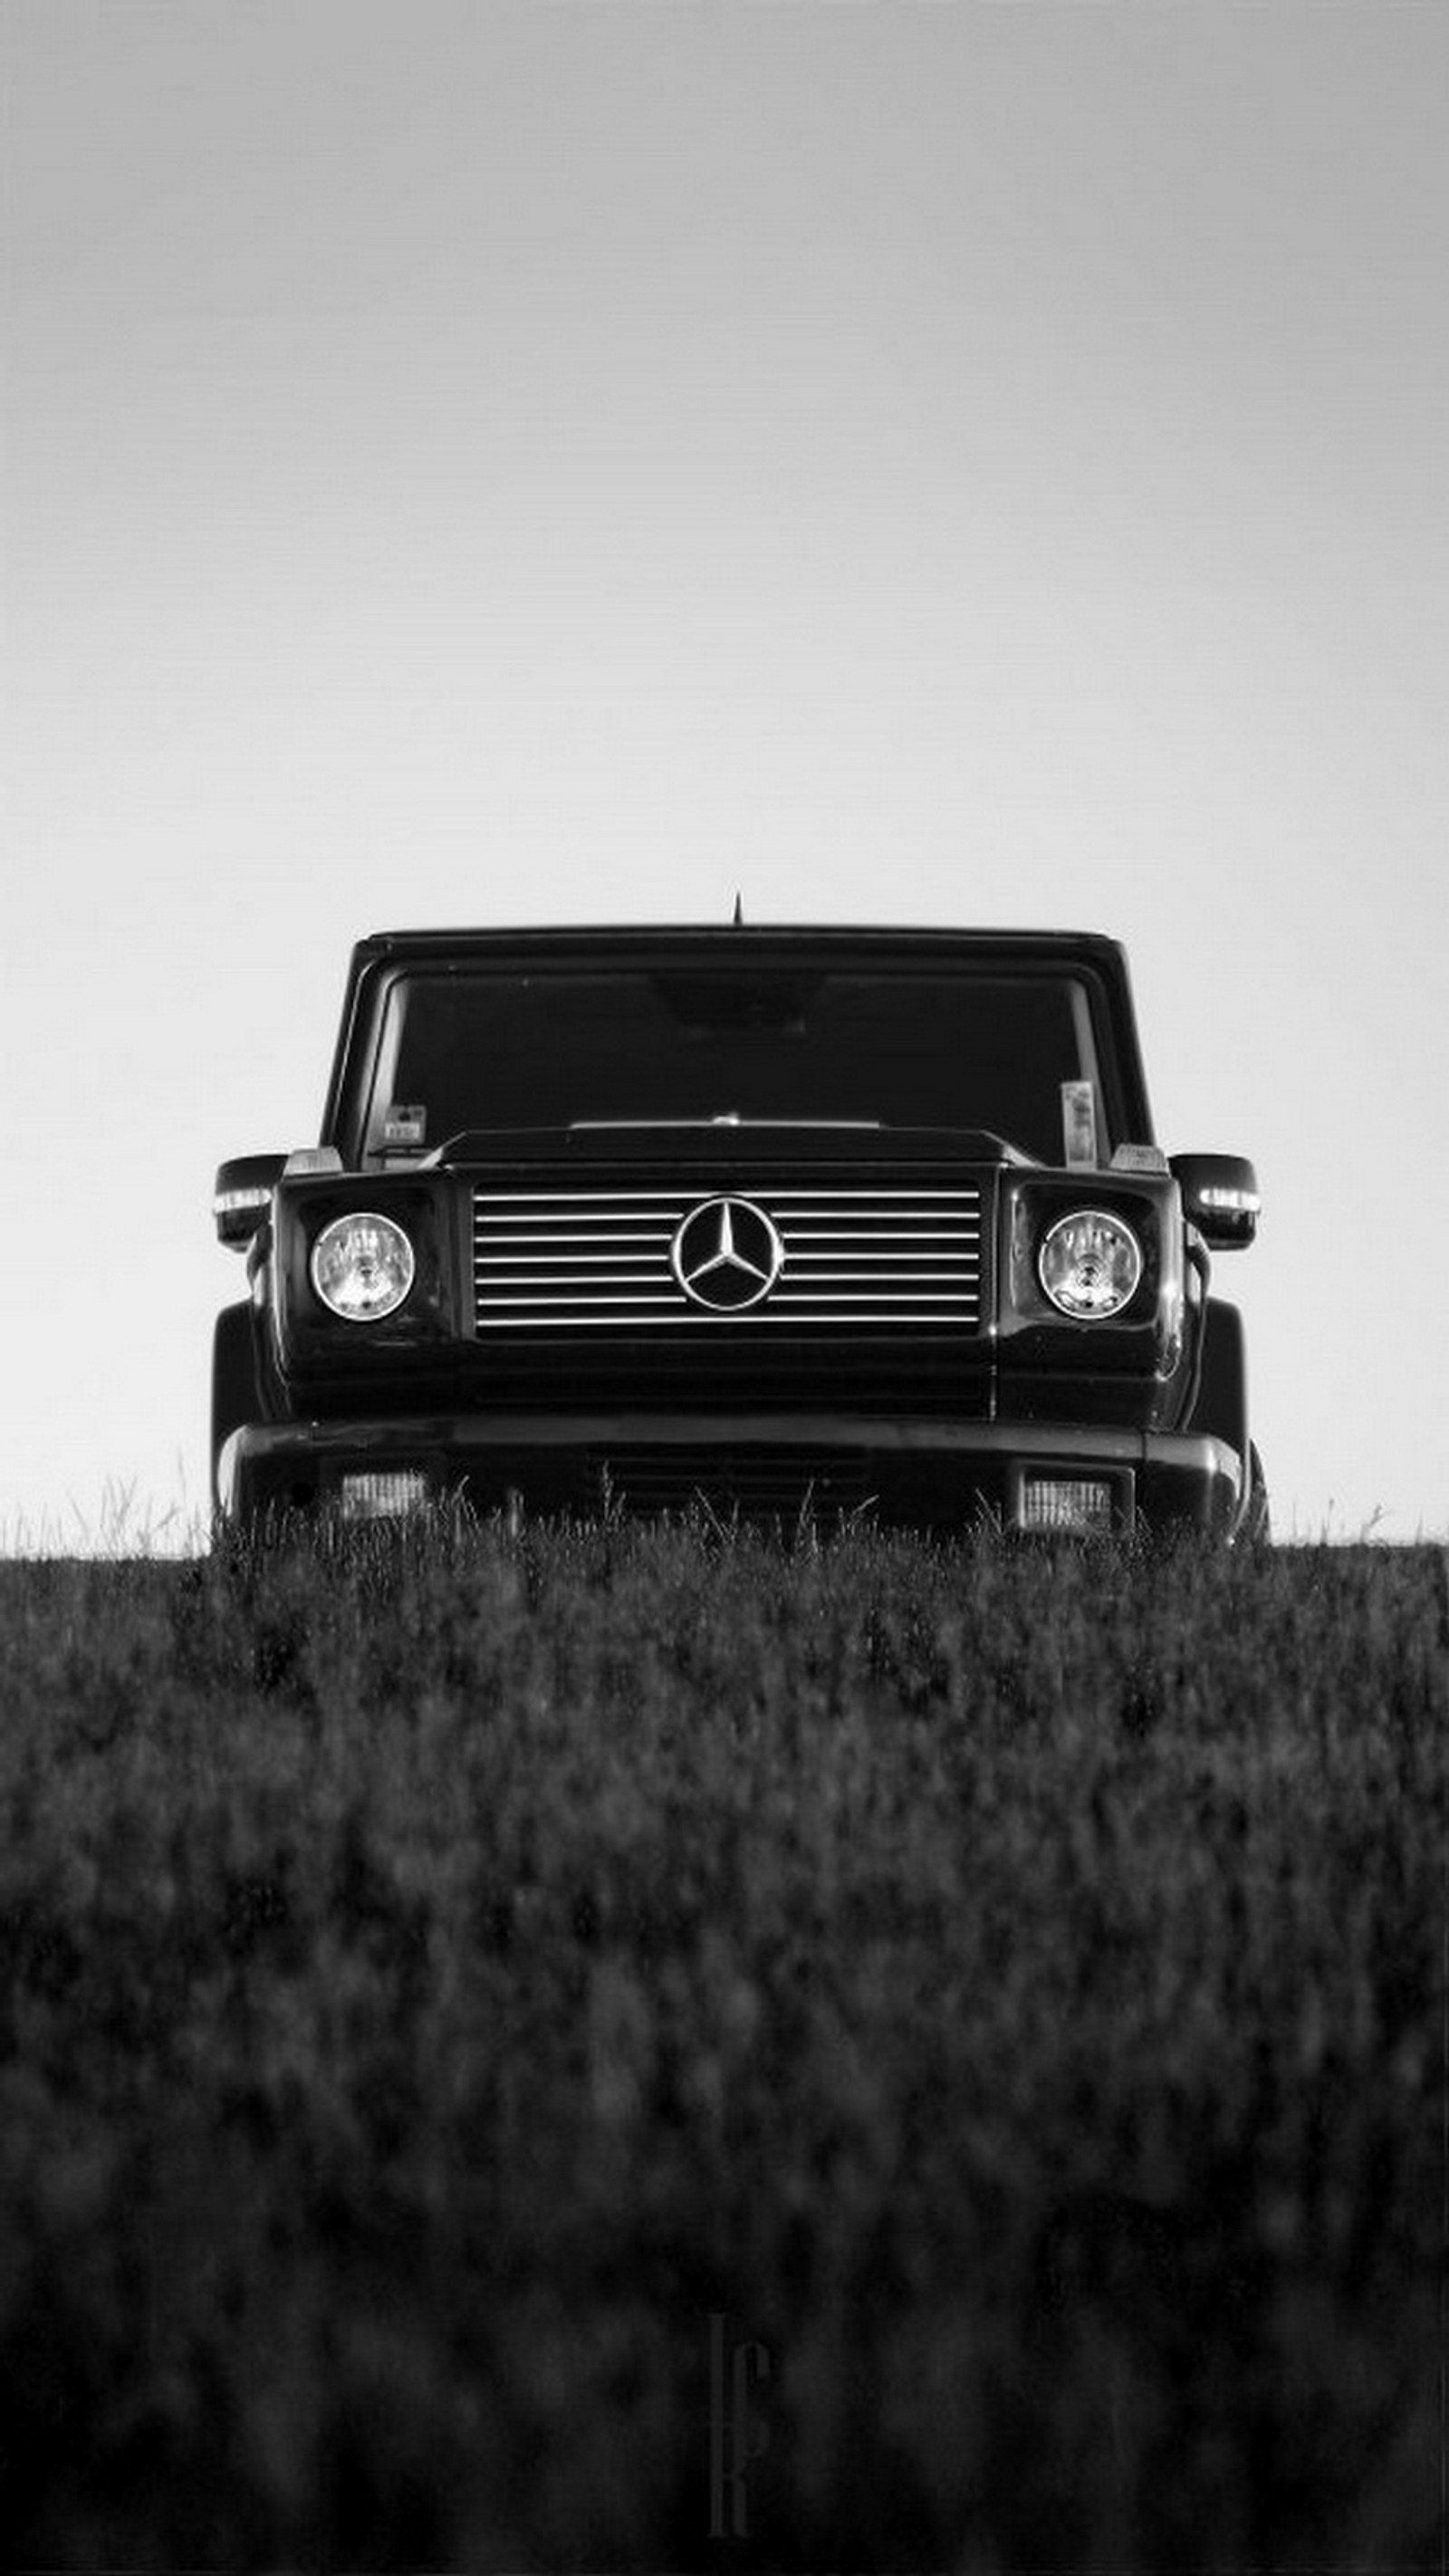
[418, 1121, 1039, 1172]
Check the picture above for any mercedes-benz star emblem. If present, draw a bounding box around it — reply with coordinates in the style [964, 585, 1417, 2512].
[671, 1197, 784, 1312]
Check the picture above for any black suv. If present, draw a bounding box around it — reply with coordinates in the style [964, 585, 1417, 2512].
[213, 925, 1265, 1540]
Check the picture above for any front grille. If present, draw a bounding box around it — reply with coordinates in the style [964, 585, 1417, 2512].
[584, 1446, 874, 1523]
[472, 1184, 985, 1332]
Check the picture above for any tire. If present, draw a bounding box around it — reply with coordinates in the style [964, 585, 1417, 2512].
[211, 1300, 263, 1517]
[1241, 1443, 1271, 1548]
[1189, 1300, 1248, 1459]
[1188, 1300, 1268, 1543]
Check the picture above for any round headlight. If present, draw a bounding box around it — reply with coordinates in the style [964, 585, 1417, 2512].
[310, 1213, 415, 1322]
[1038, 1208, 1143, 1319]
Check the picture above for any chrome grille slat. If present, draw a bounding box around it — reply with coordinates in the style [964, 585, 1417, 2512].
[470, 1314, 975, 1329]
[475, 1261, 673, 1274]
[472, 1182, 986, 1332]
[478, 1241, 679, 1252]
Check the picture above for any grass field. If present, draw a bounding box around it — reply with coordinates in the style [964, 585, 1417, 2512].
[0, 1517, 1444, 2570]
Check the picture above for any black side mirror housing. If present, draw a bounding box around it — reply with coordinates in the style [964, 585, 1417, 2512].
[1170, 1152, 1262, 1251]
[214, 1152, 285, 1251]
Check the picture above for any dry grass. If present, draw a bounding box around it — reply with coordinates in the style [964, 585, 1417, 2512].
[0, 1516, 1443, 2568]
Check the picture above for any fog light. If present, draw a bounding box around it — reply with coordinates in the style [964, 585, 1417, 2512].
[1020, 1475, 1113, 1534]
[339, 1469, 430, 1521]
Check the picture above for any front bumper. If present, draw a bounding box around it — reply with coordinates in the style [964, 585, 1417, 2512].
[218, 1412, 1246, 1538]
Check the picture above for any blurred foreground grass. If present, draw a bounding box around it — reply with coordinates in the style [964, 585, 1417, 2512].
[0, 1517, 1444, 2569]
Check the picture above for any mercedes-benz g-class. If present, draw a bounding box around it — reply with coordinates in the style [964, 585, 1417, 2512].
[212, 926, 1265, 1540]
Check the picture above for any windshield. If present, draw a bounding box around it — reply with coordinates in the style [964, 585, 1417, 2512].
[359, 966, 1107, 1166]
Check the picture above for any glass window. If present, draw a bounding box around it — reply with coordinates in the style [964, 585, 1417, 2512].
[360, 967, 1107, 1168]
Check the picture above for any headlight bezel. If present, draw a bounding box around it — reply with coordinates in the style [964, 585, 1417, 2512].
[309, 1210, 417, 1323]
[1036, 1206, 1145, 1322]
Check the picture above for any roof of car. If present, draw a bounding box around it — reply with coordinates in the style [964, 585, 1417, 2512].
[359, 924, 1125, 956]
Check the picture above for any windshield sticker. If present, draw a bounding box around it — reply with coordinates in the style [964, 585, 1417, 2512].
[382, 1103, 427, 1148]
[1060, 1080, 1099, 1169]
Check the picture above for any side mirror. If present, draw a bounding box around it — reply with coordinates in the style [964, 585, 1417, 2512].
[214, 1152, 285, 1251]
[1171, 1152, 1261, 1251]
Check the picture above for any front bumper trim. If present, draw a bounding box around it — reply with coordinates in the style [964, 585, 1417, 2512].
[220, 1411, 1244, 1537]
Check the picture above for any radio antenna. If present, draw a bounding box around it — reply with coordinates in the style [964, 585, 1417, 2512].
[732, 891, 744, 927]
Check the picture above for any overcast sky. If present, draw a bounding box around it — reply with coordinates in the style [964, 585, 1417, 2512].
[3, 0, 1444, 1546]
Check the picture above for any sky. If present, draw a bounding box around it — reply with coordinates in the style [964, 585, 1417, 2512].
[2, 0, 1444, 1549]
